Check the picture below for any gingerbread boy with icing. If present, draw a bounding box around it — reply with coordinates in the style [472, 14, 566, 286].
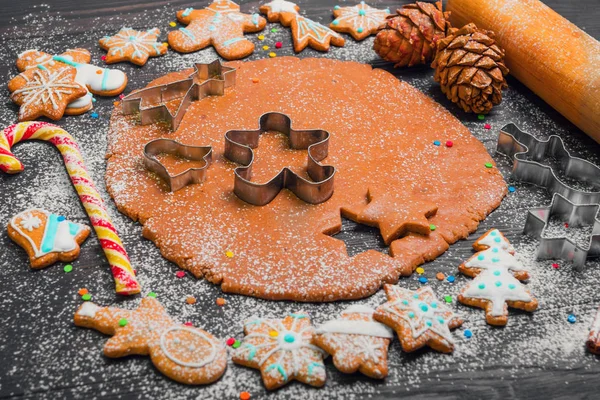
[168, 0, 267, 60]
[16, 48, 127, 114]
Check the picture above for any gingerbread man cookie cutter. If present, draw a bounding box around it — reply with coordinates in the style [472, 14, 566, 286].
[143, 139, 213, 192]
[523, 193, 600, 270]
[496, 123, 600, 204]
[122, 60, 236, 131]
[224, 112, 335, 206]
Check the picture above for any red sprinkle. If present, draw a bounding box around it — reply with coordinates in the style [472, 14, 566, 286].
[101, 55, 107, 61]
[184, 321, 193, 326]
[552, 263, 560, 269]
[484, 123, 491, 130]
[564, 223, 569, 228]
[445, 140, 453, 148]
[226, 337, 236, 346]
[176, 271, 186, 278]
[119, 94, 125, 99]
[275, 42, 282, 49]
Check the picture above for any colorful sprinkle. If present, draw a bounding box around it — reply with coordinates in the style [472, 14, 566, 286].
[101, 55, 106, 61]
[82, 293, 92, 301]
[552, 263, 560, 269]
[163, 42, 169, 48]
[184, 322, 193, 327]
[186, 296, 196, 305]
[565, 223, 569, 228]
[225, 250, 234, 258]
[226, 337, 236, 346]
[252, 78, 260, 83]
[416, 267, 425, 275]
[429, 224, 436, 231]
[258, 35, 265, 41]
[433, 140, 441, 146]
[568, 314, 576, 324]
[268, 52, 277, 58]
[216, 297, 227, 306]
[64, 264, 73, 273]
[485, 162, 493, 168]
[269, 330, 279, 337]
[78, 288, 88, 296]
[119, 318, 128, 327]
[263, 45, 270, 50]
[464, 329, 473, 338]
[445, 140, 453, 148]
[147, 292, 157, 298]
[275, 42, 282, 49]
[119, 94, 125, 99]
[90, 112, 99, 119]
[478, 114, 485, 120]
[232, 340, 241, 349]
[444, 295, 452, 303]
[436, 272, 445, 281]
[446, 275, 455, 283]
[271, 28, 278, 33]
[176, 271, 186, 278]
[484, 123, 491, 130]
[169, 21, 176, 27]
[113, 101, 120, 107]
[508, 186, 516, 193]
[419, 277, 428, 284]
[240, 392, 251, 400]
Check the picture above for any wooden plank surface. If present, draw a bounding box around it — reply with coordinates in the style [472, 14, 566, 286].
[0, 1, 599, 399]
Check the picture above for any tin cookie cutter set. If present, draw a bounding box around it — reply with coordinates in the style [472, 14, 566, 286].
[496, 123, 600, 268]
[134, 61, 335, 205]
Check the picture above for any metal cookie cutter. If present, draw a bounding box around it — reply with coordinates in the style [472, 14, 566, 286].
[143, 139, 212, 192]
[523, 193, 600, 270]
[122, 60, 236, 131]
[224, 112, 336, 206]
[496, 123, 600, 204]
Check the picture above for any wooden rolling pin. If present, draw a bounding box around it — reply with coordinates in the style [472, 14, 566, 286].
[447, 0, 600, 144]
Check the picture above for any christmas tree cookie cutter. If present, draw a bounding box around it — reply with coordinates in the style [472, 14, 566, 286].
[496, 123, 600, 204]
[122, 60, 236, 131]
[224, 112, 336, 206]
[523, 193, 600, 270]
[143, 138, 212, 192]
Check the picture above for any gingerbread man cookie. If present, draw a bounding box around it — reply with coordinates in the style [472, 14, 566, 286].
[16, 49, 127, 113]
[8, 208, 90, 269]
[473, 228, 515, 254]
[168, 1, 266, 60]
[330, 2, 390, 41]
[74, 297, 227, 385]
[374, 285, 462, 353]
[99, 28, 167, 66]
[8, 66, 88, 121]
[313, 305, 393, 379]
[259, 0, 300, 22]
[232, 312, 327, 390]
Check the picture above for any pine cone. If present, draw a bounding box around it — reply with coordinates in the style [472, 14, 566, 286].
[432, 23, 509, 114]
[373, 1, 451, 68]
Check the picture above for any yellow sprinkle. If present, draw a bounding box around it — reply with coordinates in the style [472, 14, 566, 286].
[258, 35, 265, 40]
[416, 267, 425, 275]
[162, 42, 169, 47]
[268, 52, 277, 58]
[169, 21, 176, 27]
[262, 45, 270, 51]
[269, 330, 279, 337]
[225, 250, 234, 258]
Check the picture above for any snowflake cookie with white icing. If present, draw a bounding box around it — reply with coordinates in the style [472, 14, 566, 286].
[232, 312, 327, 390]
[374, 284, 462, 353]
[74, 297, 227, 385]
[330, 2, 390, 41]
[473, 228, 515, 254]
[313, 305, 393, 379]
[99, 27, 168, 66]
[8, 208, 90, 268]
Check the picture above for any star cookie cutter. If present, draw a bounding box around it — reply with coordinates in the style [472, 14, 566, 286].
[496, 123, 600, 204]
[224, 112, 336, 206]
[143, 138, 212, 192]
[122, 60, 236, 131]
[523, 193, 600, 270]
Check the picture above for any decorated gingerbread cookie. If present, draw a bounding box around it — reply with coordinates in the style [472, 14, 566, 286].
[277, 9, 346, 52]
[459, 247, 530, 281]
[473, 228, 515, 254]
[74, 297, 227, 385]
[8, 66, 88, 121]
[99, 28, 167, 66]
[232, 312, 327, 390]
[168, 1, 266, 60]
[16, 49, 127, 113]
[374, 285, 462, 353]
[330, 2, 391, 41]
[259, 0, 300, 22]
[313, 305, 393, 379]
[8, 209, 90, 269]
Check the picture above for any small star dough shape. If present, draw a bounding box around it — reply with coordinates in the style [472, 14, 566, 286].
[374, 284, 462, 353]
[330, 2, 391, 41]
[259, 0, 300, 22]
[8, 208, 90, 269]
[8, 66, 88, 121]
[313, 305, 393, 379]
[16, 49, 128, 113]
[168, 1, 267, 60]
[99, 28, 167, 66]
[232, 312, 327, 390]
[74, 297, 227, 385]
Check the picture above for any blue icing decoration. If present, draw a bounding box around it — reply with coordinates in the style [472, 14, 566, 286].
[494, 237, 501, 243]
[332, 20, 339, 26]
[493, 270, 501, 276]
[252, 13, 259, 26]
[41, 214, 60, 254]
[245, 319, 262, 325]
[53, 56, 79, 67]
[265, 364, 287, 381]
[290, 313, 306, 319]
[308, 362, 323, 376]
[37, 65, 48, 71]
[426, 320, 432, 327]
[492, 248, 499, 253]
[243, 343, 257, 360]
[68, 222, 80, 236]
[223, 38, 245, 46]
[179, 28, 196, 40]
[495, 281, 502, 287]
[284, 334, 295, 343]
[209, 25, 216, 31]
[101, 69, 110, 92]
[359, 10, 366, 16]
[478, 254, 485, 260]
[491, 231, 497, 236]
[334, 5, 340, 10]
[182, 7, 194, 17]
[408, 311, 415, 318]
[413, 294, 419, 299]
[357, 27, 364, 33]
[508, 284, 516, 290]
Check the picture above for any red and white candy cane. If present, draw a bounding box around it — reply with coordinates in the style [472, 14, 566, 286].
[0, 121, 141, 295]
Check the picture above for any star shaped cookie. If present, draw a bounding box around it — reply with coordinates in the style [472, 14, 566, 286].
[232, 312, 327, 390]
[330, 2, 391, 41]
[374, 284, 462, 353]
[259, 0, 300, 22]
[74, 297, 227, 385]
[99, 27, 167, 66]
[8, 66, 88, 121]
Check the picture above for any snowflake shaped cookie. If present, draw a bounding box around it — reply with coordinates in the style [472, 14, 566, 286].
[232, 312, 326, 390]
[330, 2, 391, 41]
[8, 66, 88, 121]
[99, 28, 167, 66]
[313, 305, 393, 379]
[374, 284, 462, 353]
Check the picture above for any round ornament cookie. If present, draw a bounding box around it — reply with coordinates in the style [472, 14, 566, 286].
[105, 57, 507, 302]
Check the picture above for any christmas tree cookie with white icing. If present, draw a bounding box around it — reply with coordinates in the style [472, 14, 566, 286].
[8, 208, 90, 269]
[313, 305, 393, 379]
[459, 246, 530, 281]
[473, 228, 515, 254]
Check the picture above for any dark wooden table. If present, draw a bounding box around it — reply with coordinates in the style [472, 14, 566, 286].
[1, 1, 599, 399]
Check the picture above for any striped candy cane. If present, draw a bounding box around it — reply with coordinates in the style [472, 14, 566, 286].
[0, 121, 141, 295]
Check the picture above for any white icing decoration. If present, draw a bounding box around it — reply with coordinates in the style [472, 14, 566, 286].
[332, 2, 389, 33]
[53, 220, 78, 252]
[465, 247, 528, 274]
[477, 229, 515, 253]
[263, 0, 299, 14]
[20, 213, 42, 231]
[100, 28, 163, 61]
[382, 286, 457, 344]
[159, 326, 219, 368]
[78, 302, 100, 318]
[317, 306, 393, 338]
[294, 15, 343, 44]
[342, 305, 376, 315]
